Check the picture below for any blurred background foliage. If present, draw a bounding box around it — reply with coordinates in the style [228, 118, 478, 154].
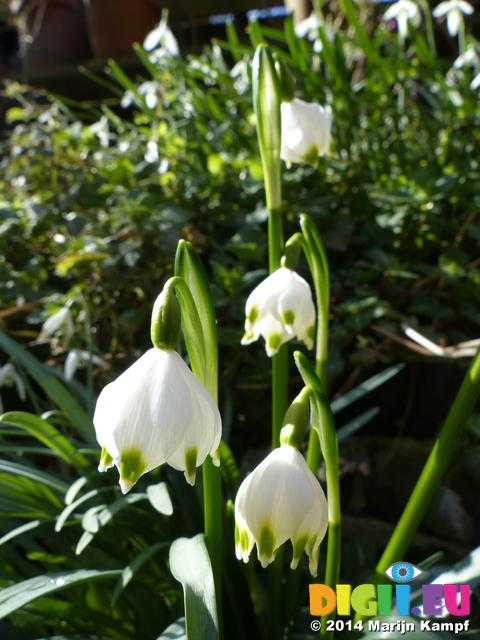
[0, 2, 480, 637]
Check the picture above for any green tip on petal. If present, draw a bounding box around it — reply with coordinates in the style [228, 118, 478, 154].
[291, 534, 309, 570]
[304, 145, 319, 167]
[257, 525, 276, 568]
[184, 447, 198, 486]
[282, 310, 295, 327]
[119, 447, 146, 494]
[98, 446, 113, 472]
[267, 332, 282, 353]
[307, 325, 316, 342]
[247, 305, 258, 324]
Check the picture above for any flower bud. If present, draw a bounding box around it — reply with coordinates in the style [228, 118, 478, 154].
[274, 54, 295, 103]
[280, 387, 311, 450]
[151, 281, 181, 351]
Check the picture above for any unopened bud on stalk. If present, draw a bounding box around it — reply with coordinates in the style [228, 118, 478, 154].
[150, 280, 182, 351]
[280, 387, 311, 450]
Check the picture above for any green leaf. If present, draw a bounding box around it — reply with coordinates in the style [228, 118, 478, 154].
[55, 487, 115, 531]
[336, 408, 380, 443]
[111, 541, 170, 605]
[330, 364, 404, 415]
[0, 412, 90, 473]
[64, 476, 88, 505]
[0, 460, 68, 494]
[0, 331, 96, 446]
[0, 570, 121, 619]
[146, 482, 173, 515]
[76, 493, 147, 555]
[174, 241, 218, 399]
[169, 534, 218, 640]
[0, 519, 50, 546]
[55, 252, 109, 276]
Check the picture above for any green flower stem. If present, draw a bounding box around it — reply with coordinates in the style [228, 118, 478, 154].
[368, 345, 480, 592]
[417, 0, 437, 56]
[295, 352, 340, 640]
[458, 19, 466, 57]
[252, 43, 286, 640]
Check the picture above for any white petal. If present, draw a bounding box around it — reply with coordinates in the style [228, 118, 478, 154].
[143, 23, 166, 51]
[432, 1, 451, 17]
[64, 350, 81, 381]
[164, 29, 180, 57]
[295, 14, 320, 38]
[281, 99, 332, 165]
[470, 72, 480, 89]
[93, 349, 193, 476]
[165, 354, 221, 485]
[235, 472, 256, 562]
[446, 8, 461, 36]
[457, 0, 474, 14]
[243, 447, 315, 566]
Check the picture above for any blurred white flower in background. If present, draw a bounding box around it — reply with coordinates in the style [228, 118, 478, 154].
[138, 81, 161, 110]
[0, 363, 26, 414]
[280, 98, 332, 167]
[383, 0, 422, 39]
[38, 307, 74, 343]
[64, 349, 107, 381]
[89, 116, 110, 148]
[432, 0, 474, 37]
[143, 12, 180, 61]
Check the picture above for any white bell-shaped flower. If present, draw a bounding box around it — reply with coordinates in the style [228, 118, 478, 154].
[0, 363, 26, 414]
[38, 307, 74, 343]
[432, 0, 473, 37]
[383, 0, 422, 39]
[235, 445, 328, 575]
[241, 267, 316, 356]
[280, 98, 332, 167]
[93, 348, 221, 493]
[64, 349, 106, 381]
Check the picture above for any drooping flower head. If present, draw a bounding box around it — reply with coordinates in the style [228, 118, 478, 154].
[235, 444, 328, 575]
[280, 98, 332, 167]
[38, 307, 75, 343]
[432, 0, 474, 37]
[383, 0, 422, 40]
[241, 267, 316, 356]
[93, 282, 221, 493]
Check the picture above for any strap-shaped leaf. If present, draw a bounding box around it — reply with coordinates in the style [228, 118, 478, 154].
[0, 331, 96, 446]
[0, 412, 90, 473]
[0, 569, 121, 619]
[169, 534, 218, 640]
[111, 541, 170, 605]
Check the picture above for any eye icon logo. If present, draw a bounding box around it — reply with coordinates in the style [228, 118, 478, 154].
[384, 562, 423, 583]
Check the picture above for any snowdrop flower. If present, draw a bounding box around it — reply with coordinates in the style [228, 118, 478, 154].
[120, 90, 135, 109]
[383, 0, 422, 40]
[94, 348, 221, 493]
[38, 307, 74, 343]
[0, 363, 26, 414]
[235, 445, 328, 574]
[89, 116, 110, 148]
[138, 81, 161, 110]
[64, 349, 106, 381]
[280, 98, 332, 167]
[295, 12, 327, 53]
[432, 0, 474, 37]
[242, 267, 316, 356]
[454, 46, 480, 68]
[143, 18, 179, 58]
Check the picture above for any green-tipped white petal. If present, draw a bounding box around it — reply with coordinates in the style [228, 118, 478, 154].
[93, 349, 221, 492]
[234, 445, 328, 573]
[280, 99, 332, 166]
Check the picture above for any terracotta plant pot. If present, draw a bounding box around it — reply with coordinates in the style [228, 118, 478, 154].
[85, 0, 160, 58]
[20, 0, 91, 69]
